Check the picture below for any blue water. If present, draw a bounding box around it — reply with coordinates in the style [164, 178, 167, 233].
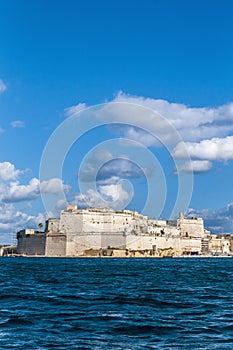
[0, 258, 233, 349]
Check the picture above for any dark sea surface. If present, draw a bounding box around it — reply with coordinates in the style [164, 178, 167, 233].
[0, 258, 233, 350]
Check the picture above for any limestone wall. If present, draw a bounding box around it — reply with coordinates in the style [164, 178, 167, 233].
[126, 234, 202, 254]
[65, 231, 126, 256]
[45, 218, 60, 233]
[180, 238, 202, 252]
[17, 234, 46, 255]
[126, 235, 181, 251]
[65, 233, 102, 256]
[59, 211, 83, 233]
[16, 206, 209, 257]
[126, 235, 156, 250]
[100, 232, 126, 249]
[45, 234, 66, 256]
[177, 218, 204, 238]
[230, 237, 233, 252]
[59, 208, 149, 235]
[209, 237, 222, 252]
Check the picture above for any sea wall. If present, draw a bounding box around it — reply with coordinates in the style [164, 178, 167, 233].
[17, 234, 46, 255]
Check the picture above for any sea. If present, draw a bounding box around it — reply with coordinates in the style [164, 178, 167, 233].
[0, 257, 233, 350]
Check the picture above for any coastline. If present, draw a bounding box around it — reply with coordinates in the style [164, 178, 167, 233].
[2, 254, 233, 258]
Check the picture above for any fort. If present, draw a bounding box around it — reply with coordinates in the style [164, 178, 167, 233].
[15, 205, 233, 257]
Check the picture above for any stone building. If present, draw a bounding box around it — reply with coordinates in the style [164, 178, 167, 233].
[208, 235, 232, 255]
[16, 205, 212, 257]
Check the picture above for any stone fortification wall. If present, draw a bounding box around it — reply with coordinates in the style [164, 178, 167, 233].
[57, 207, 148, 235]
[230, 237, 233, 252]
[65, 231, 126, 256]
[148, 219, 167, 227]
[180, 238, 202, 253]
[126, 234, 202, 254]
[59, 211, 83, 233]
[45, 218, 60, 233]
[101, 232, 126, 249]
[17, 234, 46, 255]
[45, 234, 66, 256]
[16, 206, 208, 257]
[147, 224, 180, 236]
[177, 217, 204, 238]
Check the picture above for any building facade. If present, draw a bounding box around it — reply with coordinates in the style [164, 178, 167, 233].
[16, 205, 218, 257]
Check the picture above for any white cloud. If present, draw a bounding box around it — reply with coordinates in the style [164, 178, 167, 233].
[78, 148, 113, 183]
[65, 102, 87, 117]
[97, 158, 144, 181]
[74, 182, 132, 210]
[40, 178, 70, 195]
[65, 92, 233, 175]
[1, 177, 70, 203]
[78, 148, 146, 184]
[0, 161, 71, 243]
[56, 199, 68, 211]
[0, 203, 45, 231]
[82, 92, 233, 147]
[96, 176, 122, 186]
[0, 202, 46, 244]
[93, 100, 179, 147]
[173, 136, 233, 162]
[99, 183, 130, 202]
[0, 79, 7, 94]
[0, 127, 4, 134]
[175, 160, 212, 174]
[186, 203, 233, 234]
[10, 120, 25, 128]
[0, 162, 21, 181]
[111, 92, 233, 142]
[0, 162, 70, 204]
[66, 93, 233, 174]
[2, 178, 40, 202]
[115, 126, 158, 147]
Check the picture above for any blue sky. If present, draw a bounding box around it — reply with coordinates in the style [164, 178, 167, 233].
[0, 0, 233, 243]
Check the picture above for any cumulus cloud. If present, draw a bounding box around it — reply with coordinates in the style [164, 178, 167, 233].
[75, 147, 147, 211]
[97, 159, 144, 182]
[0, 202, 46, 244]
[66, 92, 233, 146]
[175, 160, 212, 174]
[0, 79, 7, 94]
[40, 178, 70, 195]
[65, 91, 233, 147]
[74, 181, 132, 210]
[173, 136, 233, 162]
[56, 199, 68, 211]
[0, 203, 45, 232]
[65, 102, 87, 117]
[0, 161, 71, 242]
[1, 177, 70, 203]
[76, 149, 137, 210]
[0, 162, 22, 181]
[99, 183, 131, 203]
[10, 120, 25, 128]
[66, 92, 233, 175]
[0, 127, 4, 134]
[0, 161, 70, 226]
[78, 148, 146, 184]
[78, 148, 113, 183]
[111, 92, 233, 142]
[2, 178, 40, 202]
[186, 203, 233, 234]
[94, 101, 180, 147]
[109, 125, 159, 147]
